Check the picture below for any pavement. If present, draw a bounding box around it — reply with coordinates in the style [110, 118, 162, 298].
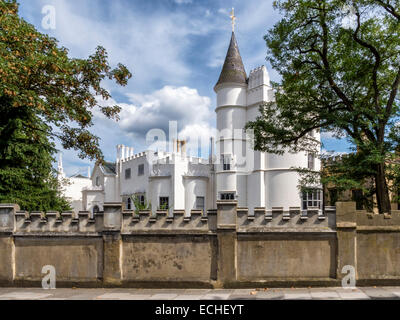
[0, 287, 399, 300]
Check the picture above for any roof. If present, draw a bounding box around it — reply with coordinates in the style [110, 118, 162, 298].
[102, 162, 116, 175]
[70, 174, 89, 179]
[214, 32, 247, 90]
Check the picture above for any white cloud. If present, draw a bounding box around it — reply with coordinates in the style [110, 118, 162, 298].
[95, 86, 214, 154]
[18, 0, 285, 173]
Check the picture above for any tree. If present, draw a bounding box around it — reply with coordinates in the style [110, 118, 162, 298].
[0, 95, 71, 211]
[0, 1, 132, 210]
[246, 0, 400, 213]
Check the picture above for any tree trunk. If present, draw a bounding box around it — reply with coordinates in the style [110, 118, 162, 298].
[375, 162, 391, 214]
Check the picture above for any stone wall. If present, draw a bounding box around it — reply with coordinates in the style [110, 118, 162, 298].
[0, 202, 399, 288]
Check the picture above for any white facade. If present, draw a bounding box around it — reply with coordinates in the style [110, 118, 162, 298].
[57, 155, 92, 213]
[61, 32, 321, 216]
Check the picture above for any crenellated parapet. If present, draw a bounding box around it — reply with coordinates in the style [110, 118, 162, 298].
[13, 210, 104, 235]
[121, 209, 217, 234]
[248, 65, 271, 90]
[236, 206, 336, 232]
[1, 202, 338, 236]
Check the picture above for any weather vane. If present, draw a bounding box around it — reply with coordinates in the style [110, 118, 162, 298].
[230, 7, 236, 32]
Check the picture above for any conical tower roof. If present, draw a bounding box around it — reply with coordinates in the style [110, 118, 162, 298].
[214, 32, 247, 91]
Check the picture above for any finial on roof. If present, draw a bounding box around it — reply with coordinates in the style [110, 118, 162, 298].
[230, 8, 236, 32]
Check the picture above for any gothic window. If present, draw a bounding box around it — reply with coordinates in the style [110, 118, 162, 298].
[302, 190, 322, 210]
[95, 176, 100, 187]
[125, 168, 131, 180]
[126, 197, 132, 210]
[220, 193, 235, 201]
[139, 194, 145, 206]
[196, 196, 205, 211]
[308, 153, 315, 170]
[91, 205, 100, 220]
[138, 164, 144, 176]
[159, 197, 169, 210]
[222, 155, 231, 171]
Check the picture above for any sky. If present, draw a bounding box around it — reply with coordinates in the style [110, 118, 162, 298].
[18, 0, 349, 177]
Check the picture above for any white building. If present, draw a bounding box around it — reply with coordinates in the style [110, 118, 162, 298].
[60, 31, 321, 216]
[57, 154, 92, 213]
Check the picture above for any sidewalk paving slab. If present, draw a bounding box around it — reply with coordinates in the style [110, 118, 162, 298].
[149, 293, 179, 300]
[359, 287, 400, 300]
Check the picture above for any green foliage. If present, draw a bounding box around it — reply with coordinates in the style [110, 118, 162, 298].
[246, 0, 400, 213]
[131, 195, 151, 215]
[0, 0, 132, 161]
[0, 1, 132, 211]
[0, 96, 71, 211]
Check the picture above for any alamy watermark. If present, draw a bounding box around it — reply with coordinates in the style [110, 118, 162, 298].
[42, 265, 56, 289]
[41, 5, 56, 30]
[341, 265, 356, 288]
[143, 120, 255, 175]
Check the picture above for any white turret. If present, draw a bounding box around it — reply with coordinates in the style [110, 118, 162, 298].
[214, 31, 321, 212]
[214, 32, 248, 204]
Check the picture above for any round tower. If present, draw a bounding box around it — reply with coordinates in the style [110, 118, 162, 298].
[214, 32, 247, 202]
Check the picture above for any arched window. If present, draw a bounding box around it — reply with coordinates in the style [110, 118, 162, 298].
[308, 154, 315, 170]
[91, 205, 100, 219]
[126, 198, 132, 210]
[95, 176, 100, 186]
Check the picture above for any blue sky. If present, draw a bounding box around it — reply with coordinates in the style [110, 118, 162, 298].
[18, 0, 349, 176]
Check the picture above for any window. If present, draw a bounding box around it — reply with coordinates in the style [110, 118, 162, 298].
[302, 190, 322, 209]
[308, 153, 315, 170]
[136, 194, 146, 206]
[220, 193, 235, 201]
[138, 164, 144, 176]
[222, 155, 231, 171]
[126, 197, 132, 210]
[125, 168, 131, 180]
[95, 176, 100, 187]
[91, 205, 100, 219]
[196, 196, 205, 211]
[159, 197, 169, 210]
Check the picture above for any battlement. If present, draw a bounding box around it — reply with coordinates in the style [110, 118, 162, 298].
[120, 151, 150, 163]
[121, 209, 216, 234]
[14, 210, 103, 235]
[2, 202, 400, 288]
[248, 65, 271, 90]
[237, 206, 336, 231]
[0, 203, 337, 235]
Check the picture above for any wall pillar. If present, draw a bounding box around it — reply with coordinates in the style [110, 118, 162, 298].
[216, 201, 237, 287]
[336, 202, 357, 281]
[103, 203, 122, 286]
[0, 204, 18, 285]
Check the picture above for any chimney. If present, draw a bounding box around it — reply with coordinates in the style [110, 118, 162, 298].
[209, 137, 215, 164]
[121, 145, 126, 161]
